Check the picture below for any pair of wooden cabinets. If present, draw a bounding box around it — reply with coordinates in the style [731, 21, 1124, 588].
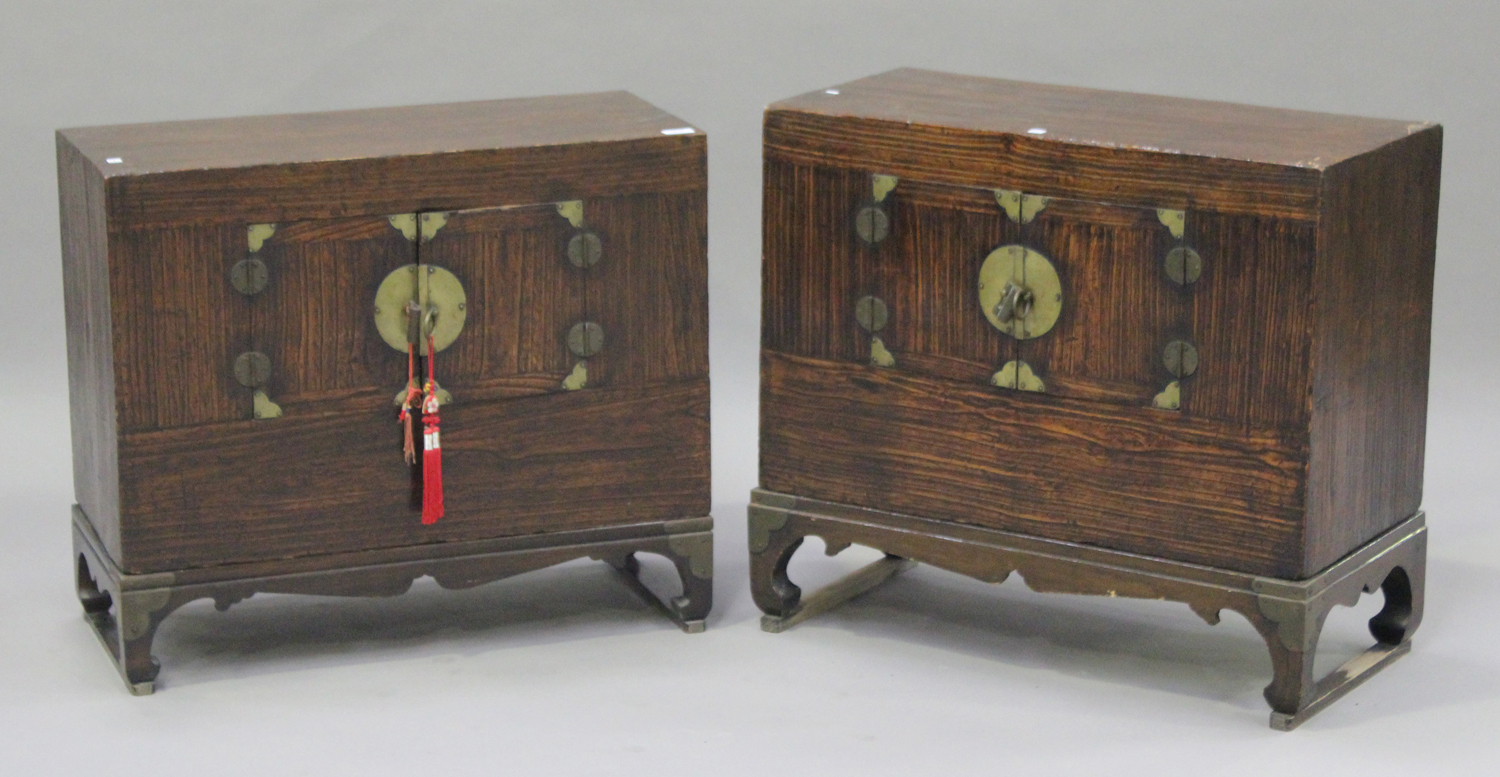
[60, 70, 1437, 729]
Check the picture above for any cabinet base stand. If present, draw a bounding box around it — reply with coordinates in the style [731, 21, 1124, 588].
[73, 507, 713, 695]
[748, 489, 1424, 731]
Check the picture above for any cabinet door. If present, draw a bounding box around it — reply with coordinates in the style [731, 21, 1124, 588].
[416, 196, 708, 540]
[1007, 193, 1187, 407]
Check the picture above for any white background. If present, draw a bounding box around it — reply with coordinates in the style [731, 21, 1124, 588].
[2, 1, 1497, 773]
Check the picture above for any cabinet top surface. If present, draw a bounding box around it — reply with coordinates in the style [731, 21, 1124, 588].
[59, 91, 697, 177]
[770, 68, 1431, 170]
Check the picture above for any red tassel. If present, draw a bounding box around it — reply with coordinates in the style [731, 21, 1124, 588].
[420, 335, 444, 524]
[421, 392, 443, 524]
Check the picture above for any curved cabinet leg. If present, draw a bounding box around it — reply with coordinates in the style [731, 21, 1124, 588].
[666, 540, 714, 629]
[749, 516, 804, 617]
[1248, 602, 1326, 717]
[1370, 560, 1423, 646]
[749, 500, 914, 631]
[602, 527, 713, 633]
[74, 547, 188, 695]
[1256, 549, 1425, 731]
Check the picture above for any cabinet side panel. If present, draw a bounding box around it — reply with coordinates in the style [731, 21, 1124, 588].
[58, 135, 121, 560]
[1307, 128, 1441, 574]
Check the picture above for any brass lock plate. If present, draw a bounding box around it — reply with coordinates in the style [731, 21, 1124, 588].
[374, 264, 467, 355]
[978, 244, 1062, 340]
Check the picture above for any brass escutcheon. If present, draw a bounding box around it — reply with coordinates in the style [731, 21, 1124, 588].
[978, 244, 1062, 340]
[1163, 340, 1199, 378]
[855, 295, 889, 332]
[855, 206, 889, 244]
[568, 322, 604, 357]
[229, 258, 268, 295]
[1165, 246, 1202, 286]
[373, 264, 467, 355]
[233, 351, 272, 388]
[567, 231, 603, 268]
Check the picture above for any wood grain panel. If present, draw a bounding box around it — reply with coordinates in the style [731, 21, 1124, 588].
[759, 351, 1308, 577]
[110, 222, 247, 431]
[760, 159, 868, 362]
[881, 179, 1016, 374]
[58, 134, 122, 561]
[256, 216, 412, 408]
[588, 189, 710, 387]
[1305, 127, 1441, 574]
[421, 204, 579, 382]
[1187, 212, 1316, 430]
[117, 379, 710, 573]
[1021, 197, 1183, 406]
[101, 136, 705, 228]
[765, 110, 1323, 220]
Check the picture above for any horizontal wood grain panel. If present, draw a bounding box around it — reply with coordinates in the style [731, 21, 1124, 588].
[766, 110, 1322, 219]
[104, 136, 706, 227]
[759, 351, 1308, 577]
[117, 379, 710, 573]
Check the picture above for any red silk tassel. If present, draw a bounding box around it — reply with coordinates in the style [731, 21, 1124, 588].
[420, 335, 444, 524]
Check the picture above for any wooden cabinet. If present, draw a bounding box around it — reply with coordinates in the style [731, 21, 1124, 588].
[751, 69, 1437, 729]
[60, 93, 713, 693]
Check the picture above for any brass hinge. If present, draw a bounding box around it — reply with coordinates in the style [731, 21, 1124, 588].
[995, 189, 1048, 224]
[419, 212, 449, 241]
[1152, 381, 1181, 410]
[556, 200, 584, 228]
[247, 223, 277, 252]
[561, 361, 588, 390]
[387, 214, 418, 241]
[991, 360, 1045, 392]
[1156, 208, 1186, 239]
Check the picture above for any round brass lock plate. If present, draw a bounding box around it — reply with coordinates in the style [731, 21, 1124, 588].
[978, 244, 1063, 340]
[233, 351, 272, 388]
[1163, 340, 1199, 378]
[1164, 246, 1202, 285]
[568, 322, 604, 357]
[373, 264, 467, 355]
[567, 232, 602, 268]
[855, 206, 889, 244]
[855, 295, 889, 332]
[230, 258, 268, 295]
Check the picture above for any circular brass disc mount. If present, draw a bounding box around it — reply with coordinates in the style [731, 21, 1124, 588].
[373, 264, 468, 355]
[978, 244, 1063, 340]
